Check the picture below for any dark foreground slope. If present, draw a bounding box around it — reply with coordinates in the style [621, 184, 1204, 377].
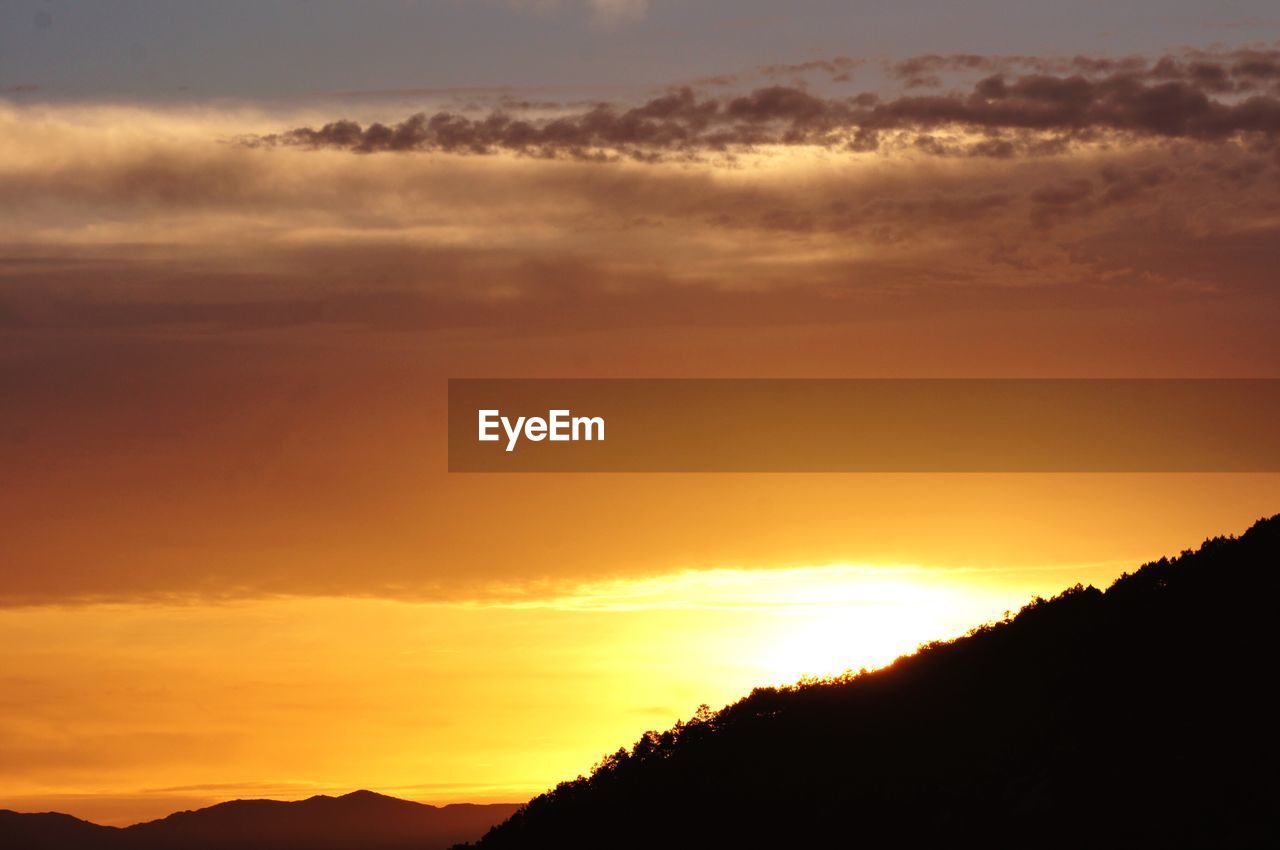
[467, 516, 1280, 849]
[1, 791, 519, 850]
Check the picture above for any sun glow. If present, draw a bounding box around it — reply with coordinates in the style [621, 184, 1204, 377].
[0, 559, 1128, 824]
[511, 563, 1087, 683]
[753, 574, 1005, 681]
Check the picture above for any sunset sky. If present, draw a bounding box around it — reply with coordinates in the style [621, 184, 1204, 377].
[3, 0, 1280, 826]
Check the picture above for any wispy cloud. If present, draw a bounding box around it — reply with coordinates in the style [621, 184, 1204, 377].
[510, 0, 649, 28]
[588, 0, 649, 27]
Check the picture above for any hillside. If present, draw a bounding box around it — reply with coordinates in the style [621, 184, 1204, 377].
[464, 516, 1280, 848]
[0, 791, 518, 850]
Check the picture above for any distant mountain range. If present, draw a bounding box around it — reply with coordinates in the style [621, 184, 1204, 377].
[461, 515, 1280, 848]
[0, 790, 519, 850]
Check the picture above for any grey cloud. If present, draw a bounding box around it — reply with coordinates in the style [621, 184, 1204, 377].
[250, 49, 1280, 161]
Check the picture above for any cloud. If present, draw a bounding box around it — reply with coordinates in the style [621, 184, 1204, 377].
[757, 57, 863, 83]
[588, 0, 648, 26]
[4, 93, 1279, 339]
[2, 54, 1280, 607]
[248, 48, 1280, 162]
[510, 0, 648, 27]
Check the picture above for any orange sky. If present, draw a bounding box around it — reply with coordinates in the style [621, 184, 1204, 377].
[3, 43, 1280, 824]
[1, 527, 1273, 826]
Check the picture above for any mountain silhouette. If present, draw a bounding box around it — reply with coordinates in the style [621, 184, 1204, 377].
[1, 791, 519, 850]
[461, 515, 1280, 849]
[0, 811, 114, 848]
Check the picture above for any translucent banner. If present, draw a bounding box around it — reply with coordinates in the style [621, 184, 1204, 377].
[448, 379, 1280, 472]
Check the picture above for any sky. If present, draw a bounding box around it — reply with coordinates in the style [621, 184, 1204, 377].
[5, 1, 1280, 98]
[3, 0, 1280, 827]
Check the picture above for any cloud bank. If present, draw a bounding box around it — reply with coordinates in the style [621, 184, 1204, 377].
[252, 48, 1280, 161]
[1, 47, 1279, 606]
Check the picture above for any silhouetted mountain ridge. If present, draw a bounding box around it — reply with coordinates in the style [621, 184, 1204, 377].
[0, 810, 113, 848]
[1, 791, 518, 850]
[462, 515, 1280, 849]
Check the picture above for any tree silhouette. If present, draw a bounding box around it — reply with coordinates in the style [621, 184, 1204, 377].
[461, 515, 1280, 849]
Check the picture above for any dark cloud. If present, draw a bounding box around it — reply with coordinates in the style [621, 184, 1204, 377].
[887, 48, 1280, 93]
[251, 49, 1280, 161]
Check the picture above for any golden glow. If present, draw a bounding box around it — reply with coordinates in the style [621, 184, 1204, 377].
[0, 560, 1128, 825]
